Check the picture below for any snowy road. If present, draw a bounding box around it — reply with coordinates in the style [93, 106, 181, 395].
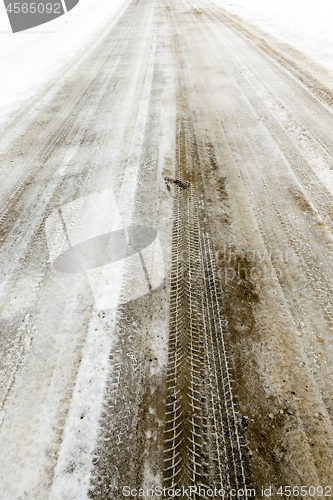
[1, 0, 333, 498]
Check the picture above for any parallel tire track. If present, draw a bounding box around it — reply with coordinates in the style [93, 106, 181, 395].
[164, 135, 249, 497]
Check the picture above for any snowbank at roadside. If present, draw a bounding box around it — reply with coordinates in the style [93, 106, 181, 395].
[0, 0, 129, 127]
[210, 0, 333, 79]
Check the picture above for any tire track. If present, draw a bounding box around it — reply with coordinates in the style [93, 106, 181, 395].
[164, 114, 250, 496]
[0, 0, 141, 233]
[201, 0, 333, 111]
[176, 0, 333, 427]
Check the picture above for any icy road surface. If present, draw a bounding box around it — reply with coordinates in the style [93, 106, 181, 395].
[1, 0, 333, 498]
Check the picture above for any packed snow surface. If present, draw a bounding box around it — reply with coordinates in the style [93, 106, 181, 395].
[1, 0, 333, 497]
[211, 0, 333, 78]
[0, 0, 129, 127]
[1, 0, 333, 129]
